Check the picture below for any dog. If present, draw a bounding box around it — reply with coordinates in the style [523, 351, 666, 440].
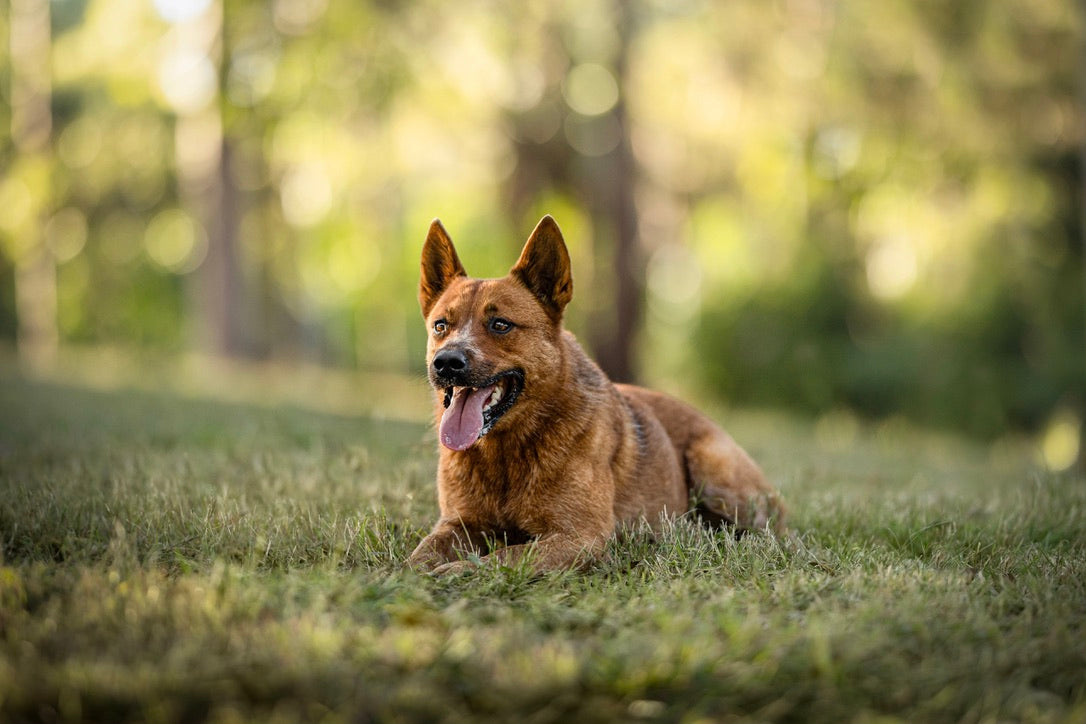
[408, 215, 786, 575]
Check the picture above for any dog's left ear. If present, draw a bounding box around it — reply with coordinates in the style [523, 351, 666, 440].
[419, 219, 467, 317]
[510, 215, 573, 320]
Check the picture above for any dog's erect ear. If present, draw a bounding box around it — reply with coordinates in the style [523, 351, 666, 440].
[419, 219, 467, 317]
[510, 215, 573, 320]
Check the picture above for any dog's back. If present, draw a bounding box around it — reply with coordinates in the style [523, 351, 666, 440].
[543, 329, 785, 533]
[617, 384, 786, 532]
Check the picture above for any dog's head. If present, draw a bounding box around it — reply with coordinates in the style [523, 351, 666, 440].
[419, 215, 573, 451]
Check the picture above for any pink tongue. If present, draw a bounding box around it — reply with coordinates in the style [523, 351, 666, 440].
[440, 385, 495, 451]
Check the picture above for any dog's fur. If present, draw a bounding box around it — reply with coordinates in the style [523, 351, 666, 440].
[408, 215, 786, 575]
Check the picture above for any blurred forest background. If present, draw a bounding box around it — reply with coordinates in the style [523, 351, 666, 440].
[0, 0, 1083, 468]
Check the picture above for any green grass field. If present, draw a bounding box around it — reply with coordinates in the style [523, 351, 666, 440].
[1, 370, 1083, 722]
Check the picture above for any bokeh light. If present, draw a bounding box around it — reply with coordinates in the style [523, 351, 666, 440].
[1041, 410, 1082, 472]
[562, 64, 619, 116]
[280, 163, 333, 228]
[144, 209, 208, 273]
[865, 236, 918, 301]
[152, 0, 213, 25]
[45, 208, 88, 263]
[157, 48, 217, 114]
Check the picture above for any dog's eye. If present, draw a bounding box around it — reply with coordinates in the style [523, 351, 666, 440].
[489, 318, 513, 334]
[433, 319, 448, 335]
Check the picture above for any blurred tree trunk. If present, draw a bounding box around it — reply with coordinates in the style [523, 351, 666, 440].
[1079, 0, 1086, 470]
[175, 1, 251, 359]
[10, 0, 55, 368]
[193, 136, 248, 357]
[505, 0, 644, 383]
[586, 2, 641, 383]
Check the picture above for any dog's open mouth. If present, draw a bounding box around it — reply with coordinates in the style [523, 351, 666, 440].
[439, 370, 523, 451]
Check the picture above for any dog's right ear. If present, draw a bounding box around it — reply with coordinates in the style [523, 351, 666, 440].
[510, 215, 573, 321]
[419, 219, 467, 317]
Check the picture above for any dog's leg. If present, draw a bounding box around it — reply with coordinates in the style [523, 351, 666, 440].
[686, 432, 787, 534]
[495, 532, 605, 572]
[407, 518, 488, 572]
[430, 532, 605, 576]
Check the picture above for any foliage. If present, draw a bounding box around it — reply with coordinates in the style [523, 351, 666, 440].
[679, 0, 1084, 442]
[0, 0, 1081, 445]
[1, 374, 1084, 721]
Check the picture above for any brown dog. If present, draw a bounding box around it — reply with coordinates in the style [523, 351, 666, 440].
[408, 215, 786, 575]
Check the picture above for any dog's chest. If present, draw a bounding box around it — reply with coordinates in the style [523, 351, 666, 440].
[440, 455, 549, 530]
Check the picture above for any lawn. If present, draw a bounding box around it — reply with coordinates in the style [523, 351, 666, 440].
[1, 369, 1083, 722]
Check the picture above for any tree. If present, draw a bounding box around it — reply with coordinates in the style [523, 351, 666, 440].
[504, 0, 644, 382]
[8, 0, 55, 367]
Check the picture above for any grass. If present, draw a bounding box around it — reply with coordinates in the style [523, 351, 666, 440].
[1, 369, 1084, 722]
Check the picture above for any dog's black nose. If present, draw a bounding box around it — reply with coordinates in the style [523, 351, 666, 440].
[432, 348, 469, 377]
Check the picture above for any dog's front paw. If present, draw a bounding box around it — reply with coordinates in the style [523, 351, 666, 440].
[407, 533, 457, 572]
[407, 548, 446, 573]
[429, 559, 477, 577]
[407, 557, 437, 573]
